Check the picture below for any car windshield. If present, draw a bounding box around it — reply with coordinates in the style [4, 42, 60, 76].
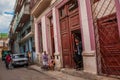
[13, 55, 25, 59]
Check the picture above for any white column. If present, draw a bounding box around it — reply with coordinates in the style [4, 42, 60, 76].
[52, 8, 59, 53]
[34, 18, 42, 64]
[52, 7, 62, 69]
[41, 16, 48, 53]
[79, 0, 91, 51]
[34, 18, 39, 54]
[78, 0, 97, 74]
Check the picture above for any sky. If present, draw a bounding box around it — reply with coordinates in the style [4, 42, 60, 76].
[0, 0, 16, 33]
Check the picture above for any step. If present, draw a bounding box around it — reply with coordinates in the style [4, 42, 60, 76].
[60, 68, 120, 80]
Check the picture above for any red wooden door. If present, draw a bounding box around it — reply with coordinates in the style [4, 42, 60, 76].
[59, 0, 80, 68]
[68, 3, 80, 67]
[50, 17, 55, 55]
[50, 26, 55, 55]
[97, 13, 120, 75]
[60, 17, 71, 67]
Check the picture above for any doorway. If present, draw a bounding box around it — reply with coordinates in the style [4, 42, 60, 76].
[71, 29, 83, 69]
[59, 0, 82, 68]
[49, 16, 55, 56]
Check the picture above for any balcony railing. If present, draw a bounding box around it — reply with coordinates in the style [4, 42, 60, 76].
[13, 14, 19, 32]
[14, 3, 30, 32]
[14, 0, 18, 11]
[14, 0, 24, 13]
[18, 4, 30, 23]
[30, 0, 40, 9]
[20, 31, 33, 43]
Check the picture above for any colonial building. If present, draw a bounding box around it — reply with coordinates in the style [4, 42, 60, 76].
[9, 0, 35, 59]
[30, 0, 120, 76]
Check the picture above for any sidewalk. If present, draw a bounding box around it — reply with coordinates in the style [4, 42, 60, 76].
[60, 68, 119, 80]
[28, 65, 119, 80]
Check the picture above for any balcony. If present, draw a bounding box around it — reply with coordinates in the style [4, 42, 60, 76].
[14, 0, 25, 13]
[30, 0, 39, 8]
[19, 22, 33, 43]
[9, 26, 17, 40]
[13, 14, 19, 33]
[31, 0, 52, 18]
[20, 32, 33, 43]
[15, 3, 30, 32]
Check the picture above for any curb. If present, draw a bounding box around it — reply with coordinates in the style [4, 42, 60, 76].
[60, 69, 120, 80]
[28, 66, 119, 80]
[27, 66, 59, 80]
[61, 69, 97, 80]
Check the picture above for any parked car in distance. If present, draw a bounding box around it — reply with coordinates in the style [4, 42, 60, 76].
[11, 54, 28, 67]
[2, 50, 11, 61]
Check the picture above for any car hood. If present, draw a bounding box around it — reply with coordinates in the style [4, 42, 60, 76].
[12, 58, 28, 61]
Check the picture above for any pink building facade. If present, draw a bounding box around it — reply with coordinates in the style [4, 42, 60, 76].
[31, 0, 120, 76]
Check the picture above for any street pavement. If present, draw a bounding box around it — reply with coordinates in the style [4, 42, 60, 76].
[0, 59, 56, 80]
[29, 65, 120, 80]
[0, 59, 119, 80]
[29, 65, 88, 80]
[0, 58, 86, 80]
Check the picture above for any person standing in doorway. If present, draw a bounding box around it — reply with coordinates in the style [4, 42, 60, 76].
[73, 37, 83, 70]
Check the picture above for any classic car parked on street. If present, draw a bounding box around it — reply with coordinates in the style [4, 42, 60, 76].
[11, 54, 28, 67]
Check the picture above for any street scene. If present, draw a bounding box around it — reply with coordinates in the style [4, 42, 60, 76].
[0, 0, 120, 80]
[0, 59, 57, 80]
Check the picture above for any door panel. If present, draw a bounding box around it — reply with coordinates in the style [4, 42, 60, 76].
[59, 0, 80, 68]
[69, 10, 80, 31]
[60, 17, 70, 67]
[60, 18, 69, 34]
[97, 13, 120, 75]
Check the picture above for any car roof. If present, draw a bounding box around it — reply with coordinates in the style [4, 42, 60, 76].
[12, 54, 25, 56]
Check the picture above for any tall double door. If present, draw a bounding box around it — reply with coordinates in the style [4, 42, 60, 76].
[59, 0, 82, 68]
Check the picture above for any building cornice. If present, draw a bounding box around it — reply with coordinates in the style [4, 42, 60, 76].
[31, 0, 52, 18]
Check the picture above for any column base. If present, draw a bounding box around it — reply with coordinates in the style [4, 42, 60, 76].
[82, 50, 97, 74]
[54, 52, 62, 70]
[35, 52, 42, 66]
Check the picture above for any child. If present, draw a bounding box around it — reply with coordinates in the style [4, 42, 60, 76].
[49, 55, 55, 70]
